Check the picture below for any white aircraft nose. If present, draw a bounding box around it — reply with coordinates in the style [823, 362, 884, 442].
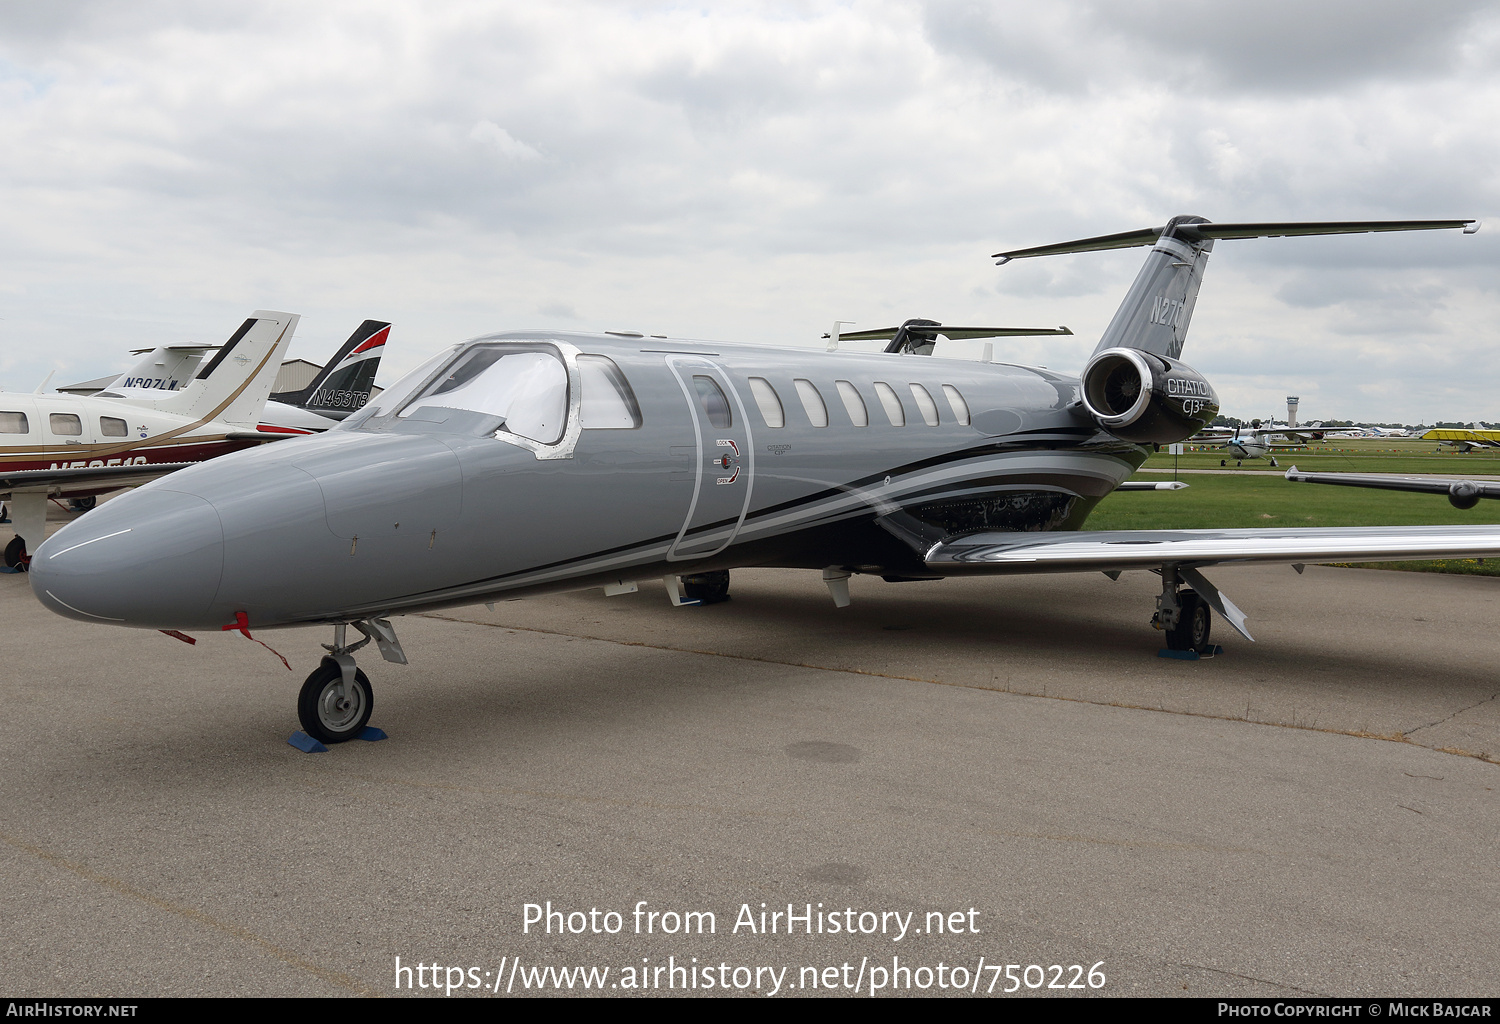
[29, 488, 225, 628]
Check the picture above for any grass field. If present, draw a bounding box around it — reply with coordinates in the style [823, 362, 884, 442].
[1088, 438, 1500, 576]
[1143, 436, 1500, 476]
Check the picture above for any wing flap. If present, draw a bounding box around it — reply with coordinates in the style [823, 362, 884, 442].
[925, 525, 1500, 575]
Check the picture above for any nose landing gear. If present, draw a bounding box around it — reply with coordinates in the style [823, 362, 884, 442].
[296, 618, 406, 744]
[298, 659, 373, 743]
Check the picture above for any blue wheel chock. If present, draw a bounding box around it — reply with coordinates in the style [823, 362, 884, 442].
[287, 726, 387, 753]
[1157, 645, 1223, 661]
[288, 731, 328, 753]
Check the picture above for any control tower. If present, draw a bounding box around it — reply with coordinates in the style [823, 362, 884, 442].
[1287, 396, 1300, 428]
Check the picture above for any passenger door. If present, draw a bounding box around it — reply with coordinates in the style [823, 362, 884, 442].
[665, 357, 754, 560]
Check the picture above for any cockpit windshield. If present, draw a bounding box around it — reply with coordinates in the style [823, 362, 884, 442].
[395, 344, 568, 444]
[339, 339, 633, 456]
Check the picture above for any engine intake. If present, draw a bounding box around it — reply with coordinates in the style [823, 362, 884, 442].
[1080, 347, 1218, 445]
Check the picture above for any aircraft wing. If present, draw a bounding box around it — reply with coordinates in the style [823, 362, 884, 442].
[1284, 466, 1500, 503]
[922, 524, 1500, 575]
[0, 435, 286, 497]
[0, 462, 195, 497]
[1422, 429, 1500, 447]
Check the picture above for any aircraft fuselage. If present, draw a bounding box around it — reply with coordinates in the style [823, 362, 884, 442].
[30, 331, 1145, 630]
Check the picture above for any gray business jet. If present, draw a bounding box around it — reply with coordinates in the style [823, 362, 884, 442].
[27, 216, 1498, 745]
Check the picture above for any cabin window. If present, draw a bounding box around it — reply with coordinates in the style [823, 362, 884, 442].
[872, 382, 905, 426]
[49, 413, 83, 436]
[578, 355, 642, 429]
[399, 344, 568, 444]
[942, 384, 971, 426]
[748, 377, 784, 428]
[692, 376, 733, 429]
[835, 380, 868, 426]
[99, 416, 129, 437]
[0, 412, 27, 433]
[794, 379, 828, 427]
[909, 384, 940, 426]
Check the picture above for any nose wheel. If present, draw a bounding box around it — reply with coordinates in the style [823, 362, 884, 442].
[298, 658, 374, 744]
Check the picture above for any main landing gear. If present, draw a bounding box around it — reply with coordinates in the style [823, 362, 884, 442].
[1151, 565, 1213, 653]
[681, 569, 731, 604]
[297, 618, 407, 744]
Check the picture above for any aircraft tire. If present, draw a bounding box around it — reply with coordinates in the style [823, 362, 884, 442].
[1165, 593, 1211, 653]
[68, 496, 97, 512]
[682, 570, 731, 605]
[297, 659, 374, 744]
[4, 536, 27, 571]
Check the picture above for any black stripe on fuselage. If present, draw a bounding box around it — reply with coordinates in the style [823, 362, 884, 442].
[327, 437, 1140, 613]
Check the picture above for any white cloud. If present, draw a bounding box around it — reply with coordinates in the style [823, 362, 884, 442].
[0, 0, 1497, 421]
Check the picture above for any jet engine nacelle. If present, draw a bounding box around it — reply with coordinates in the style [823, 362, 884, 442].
[1080, 347, 1219, 445]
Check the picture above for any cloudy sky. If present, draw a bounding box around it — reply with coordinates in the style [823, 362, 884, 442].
[2, 0, 1498, 423]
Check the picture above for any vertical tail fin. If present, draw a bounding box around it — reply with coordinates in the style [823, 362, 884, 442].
[153, 311, 300, 427]
[271, 320, 389, 420]
[1091, 216, 1213, 358]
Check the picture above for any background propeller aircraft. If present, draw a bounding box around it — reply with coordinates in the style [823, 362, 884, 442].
[94, 319, 390, 436]
[1196, 422, 1343, 465]
[27, 216, 1499, 746]
[1422, 427, 1500, 452]
[1, 310, 299, 568]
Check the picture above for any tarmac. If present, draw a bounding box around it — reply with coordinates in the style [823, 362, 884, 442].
[2, 502, 1498, 998]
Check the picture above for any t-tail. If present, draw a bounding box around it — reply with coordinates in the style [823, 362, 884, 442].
[152, 311, 301, 428]
[991, 217, 1478, 445]
[271, 319, 389, 420]
[108, 345, 217, 392]
[994, 216, 1479, 360]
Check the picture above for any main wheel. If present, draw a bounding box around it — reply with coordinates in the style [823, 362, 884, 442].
[4, 535, 27, 571]
[681, 569, 731, 604]
[297, 659, 373, 743]
[67, 496, 97, 512]
[1165, 592, 1212, 652]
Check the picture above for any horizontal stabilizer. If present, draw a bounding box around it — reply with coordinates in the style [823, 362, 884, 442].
[827, 325, 1073, 342]
[993, 219, 1478, 263]
[127, 345, 221, 355]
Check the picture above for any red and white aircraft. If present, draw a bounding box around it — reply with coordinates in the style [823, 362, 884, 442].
[0, 310, 299, 568]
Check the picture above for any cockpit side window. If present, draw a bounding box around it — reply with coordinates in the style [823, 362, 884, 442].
[579, 355, 643, 429]
[398, 344, 569, 444]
